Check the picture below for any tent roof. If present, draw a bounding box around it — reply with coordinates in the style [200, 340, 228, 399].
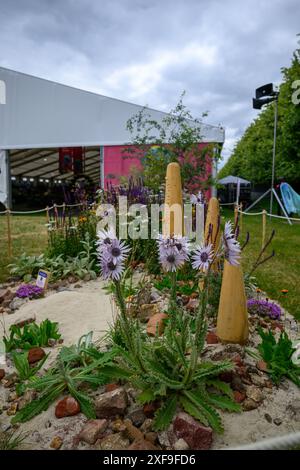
[218, 175, 251, 185]
[0, 67, 225, 150]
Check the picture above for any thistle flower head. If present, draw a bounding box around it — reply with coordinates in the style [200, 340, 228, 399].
[191, 243, 214, 272]
[103, 238, 131, 263]
[97, 228, 117, 247]
[157, 235, 189, 272]
[100, 256, 125, 281]
[190, 190, 205, 205]
[222, 221, 241, 266]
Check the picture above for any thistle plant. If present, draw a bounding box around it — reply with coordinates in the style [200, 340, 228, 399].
[101, 223, 242, 433]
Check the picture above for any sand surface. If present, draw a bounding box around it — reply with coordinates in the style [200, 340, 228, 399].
[0, 280, 114, 346]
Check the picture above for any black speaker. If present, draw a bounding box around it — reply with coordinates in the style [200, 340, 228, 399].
[255, 83, 274, 99]
[253, 96, 275, 110]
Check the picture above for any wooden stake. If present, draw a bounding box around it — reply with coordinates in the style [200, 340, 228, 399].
[204, 197, 220, 272]
[163, 162, 183, 237]
[46, 206, 50, 224]
[234, 203, 239, 226]
[262, 209, 267, 248]
[6, 209, 12, 258]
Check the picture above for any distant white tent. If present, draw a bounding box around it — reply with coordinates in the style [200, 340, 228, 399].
[218, 175, 251, 185]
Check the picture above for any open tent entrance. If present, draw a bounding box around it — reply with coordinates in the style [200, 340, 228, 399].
[8, 146, 102, 210]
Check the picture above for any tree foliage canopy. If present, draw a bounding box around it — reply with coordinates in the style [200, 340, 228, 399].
[219, 46, 300, 185]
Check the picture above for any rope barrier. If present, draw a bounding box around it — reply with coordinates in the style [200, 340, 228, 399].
[0, 202, 84, 215]
[229, 431, 300, 450]
[238, 209, 300, 221]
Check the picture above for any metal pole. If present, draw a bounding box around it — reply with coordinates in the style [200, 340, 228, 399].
[270, 98, 278, 215]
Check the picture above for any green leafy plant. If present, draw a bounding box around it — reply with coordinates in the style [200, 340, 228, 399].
[106, 286, 240, 433]
[9, 253, 46, 282]
[11, 347, 117, 424]
[12, 351, 48, 381]
[255, 328, 300, 386]
[3, 319, 61, 352]
[0, 429, 28, 450]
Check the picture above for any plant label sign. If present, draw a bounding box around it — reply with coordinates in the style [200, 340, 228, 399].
[36, 270, 50, 290]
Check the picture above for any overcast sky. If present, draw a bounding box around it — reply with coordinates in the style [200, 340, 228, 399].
[0, 0, 299, 165]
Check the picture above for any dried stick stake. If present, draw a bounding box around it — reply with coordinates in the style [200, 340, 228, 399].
[6, 209, 12, 258]
[46, 206, 50, 225]
[239, 203, 243, 233]
[204, 197, 220, 272]
[163, 162, 183, 237]
[262, 209, 267, 248]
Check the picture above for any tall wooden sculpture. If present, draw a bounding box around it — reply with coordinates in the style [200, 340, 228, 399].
[216, 260, 249, 344]
[204, 197, 221, 272]
[163, 162, 183, 237]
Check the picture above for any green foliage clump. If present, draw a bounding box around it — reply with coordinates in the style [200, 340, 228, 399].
[257, 327, 300, 387]
[125, 93, 217, 193]
[3, 319, 61, 352]
[11, 345, 117, 424]
[0, 429, 27, 450]
[219, 46, 300, 186]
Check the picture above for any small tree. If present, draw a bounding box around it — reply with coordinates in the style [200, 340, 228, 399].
[124, 93, 219, 192]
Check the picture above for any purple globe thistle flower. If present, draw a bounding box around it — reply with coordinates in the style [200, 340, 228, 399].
[222, 221, 241, 266]
[97, 228, 116, 246]
[159, 247, 187, 272]
[100, 256, 125, 281]
[190, 190, 205, 205]
[191, 244, 214, 272]
[103, 238, 131, 263]
[157, 235, 189, 258]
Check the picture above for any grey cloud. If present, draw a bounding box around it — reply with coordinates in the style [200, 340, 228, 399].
[0, 0, 299, 164]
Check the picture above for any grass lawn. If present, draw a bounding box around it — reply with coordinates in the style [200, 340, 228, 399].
[0, 210, 299, 320]
[222, 207, 300, 320]
[0, 214, 48, 283]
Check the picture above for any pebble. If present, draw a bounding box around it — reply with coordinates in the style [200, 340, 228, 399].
[50, 436, 63, 450]
[173, 438, 189, 450]
[273, 418, 282, 426]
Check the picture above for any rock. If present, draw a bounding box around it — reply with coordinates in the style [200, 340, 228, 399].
[13, 317, 36, 328]
[55, 396, 81, 418]
[173, 412, 213, 450]
[243, 398, 259, 411]
[150, 288, 161, 303]
[7, 391, 18, 402]
[10, 297, 27, 311]
[186, 298, 199, 312]
[0, 288, 13, 304]
[128, 439, 158, 450]
[78, 419, 108, 444]
[173, 438, 189, 450]
[95, 387, 128, 418]
[264, 413, 272, 423]
[97, 432, 129, 450]
[146, 313, 168, 336]
[286, 398, 300, 418]
[50, 436, 63, 450]
[256, 360, 268, 372]
[218, 371, 234, 383]
[6, 403, 18, 415]
[143, 401, 159, 418]
[273, 418, 282, 426]
[0, 369, 5, 380]
[74, 284, 82, 288]
[127, 408, 146, 427]
[105, 383, 120, 393]
[3, 372, 18, 388]
[139, 303, 159, 322]
[110, 419, 126, 432]
[206, 331, 219, 344]
[157, 431, 172, 448]
[28, 347, 46, 364]
[144, 432, 157, 445]
[233, 391, 246, 403]
[136, 284, 152, 306]
[57, 287, 71, 293]
[250, 374, 266, 387]
[140, 418, 153, 433]
[279, 381, 289, 391]
[231, 375, 246, 393]
[246, 386, 264, 403]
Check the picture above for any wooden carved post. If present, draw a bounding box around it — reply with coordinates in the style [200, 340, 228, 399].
[6, 209, 12, 258]
[216, 260, 249, 344]
[163, 162, 183, 237]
